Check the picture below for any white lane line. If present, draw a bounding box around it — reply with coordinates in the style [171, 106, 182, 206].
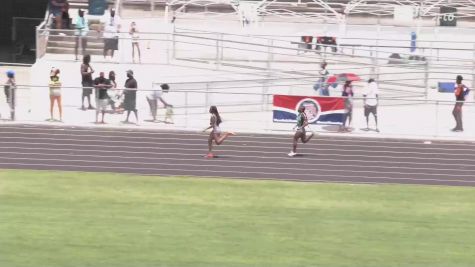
[0, 156, 473, 178]
[0, 132, 473, 152]
[2, 144, 475, 163]
[1, 139, 473, 157]
[1, 125, 473, 147]
[0, 151, 473, 173]
[0, 162, 474, 184]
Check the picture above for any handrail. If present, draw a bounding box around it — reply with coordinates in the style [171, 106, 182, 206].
[12, 84, 473, 104]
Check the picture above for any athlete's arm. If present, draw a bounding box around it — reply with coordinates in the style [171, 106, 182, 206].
[203, 116, 215, 132]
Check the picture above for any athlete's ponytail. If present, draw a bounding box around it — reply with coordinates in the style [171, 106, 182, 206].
[210, 105, 222, 126]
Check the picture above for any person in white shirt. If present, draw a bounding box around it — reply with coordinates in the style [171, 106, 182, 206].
[363, 78, 379, 132]
[146, 83, 173, 122]
[130, 22, 141, 63]
[318, 62, 330, 96]
[101, 9, 120, 60]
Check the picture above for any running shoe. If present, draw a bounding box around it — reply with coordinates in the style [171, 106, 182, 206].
[288, 151, 297, 157]
[205, 153, 215, 158]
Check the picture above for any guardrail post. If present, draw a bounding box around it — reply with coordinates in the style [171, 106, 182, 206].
[215, 33, 221, 70]
[472, 44, 475, 100]
[185, 91, 188, 128]
[435, 100, 439, 137]
[220, 33, 224, 61]
[205, 83, 210, 112]
[262, 79, 268, 111]
[267, 39, 273, 71]
[172, 26, 176, 60]
[35, 26, 39, 59]
[424, 61, 429, 100]
[370, 46, 376, 77]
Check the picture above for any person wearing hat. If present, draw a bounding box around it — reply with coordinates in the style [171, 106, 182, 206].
[3, 70, 16, 120]
[48, 68, 63, 121]
[123, 70, 138, 124]
[452, 75, 470, 132]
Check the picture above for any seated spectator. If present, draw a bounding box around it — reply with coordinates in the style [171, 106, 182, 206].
[50, 0, 68, 29]
[61, 3, 70, 29]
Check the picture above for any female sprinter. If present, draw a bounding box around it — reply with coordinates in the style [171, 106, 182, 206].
[203, 106, 235, 158]
[288, 106, 314, 157]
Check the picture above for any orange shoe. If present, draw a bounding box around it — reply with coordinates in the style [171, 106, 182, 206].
[205, 153, 214, 158]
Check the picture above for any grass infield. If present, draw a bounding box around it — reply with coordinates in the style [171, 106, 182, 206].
[0, 170, 474, 267]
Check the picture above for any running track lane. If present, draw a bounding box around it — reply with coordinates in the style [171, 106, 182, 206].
[0, 124, 474, 186]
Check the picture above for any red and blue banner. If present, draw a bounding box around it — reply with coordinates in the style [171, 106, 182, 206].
[273, 95, 345, 125]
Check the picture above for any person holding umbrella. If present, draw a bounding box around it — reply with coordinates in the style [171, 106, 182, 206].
[340, 80, 354, 132]
[316, 62, 330, 96]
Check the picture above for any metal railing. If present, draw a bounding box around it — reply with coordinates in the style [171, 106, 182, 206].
[2, 82, 474, 139]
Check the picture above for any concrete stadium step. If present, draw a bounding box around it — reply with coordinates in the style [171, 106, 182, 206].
[46, 47, 103, 55]
[48, 34, 104, 44]
[47, 41, 104, 49]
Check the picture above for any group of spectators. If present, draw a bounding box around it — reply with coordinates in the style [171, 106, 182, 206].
[339, 78, 380, 133]
[314, 62, 380, 132]
[44, 54, 172, 124]
[313, 62, 472, 133]
[49, 1, 142, 63]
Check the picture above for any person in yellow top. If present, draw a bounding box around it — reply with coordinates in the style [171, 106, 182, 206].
[48, 68, 63, 122]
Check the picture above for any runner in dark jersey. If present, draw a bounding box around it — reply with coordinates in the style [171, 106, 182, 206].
[289, 106, 314, 157]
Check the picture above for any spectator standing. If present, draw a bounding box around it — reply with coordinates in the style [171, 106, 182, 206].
[48, 68, 63, 121]
[123, 70, 138, 124]
[94, 72, 112, 123]
[80, 54, 95, 110]
[363, 78, 379, 132]
[101, 9, 120, 60]
[146, 83, 173, 122]
[340, 80, 354, 132]
[3, 70, 16, 120]
[452, 75, 470, 132]
[108, 71, 122, 113]
[74, 9, 89, 60]
[318, 62, 330, 96]
[130, 22, 141, 63]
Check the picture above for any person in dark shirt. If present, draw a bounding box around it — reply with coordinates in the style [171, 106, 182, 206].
[339, 80, 354, 132]
[123, 70, 138, 124]
[80, 54, 94, 110]
[452, 75, 470, 132]
[50, 0, 67, 29]
[94, 72, 111, 123]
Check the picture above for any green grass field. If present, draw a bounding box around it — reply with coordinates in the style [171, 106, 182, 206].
[1, 170, 475, 267]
